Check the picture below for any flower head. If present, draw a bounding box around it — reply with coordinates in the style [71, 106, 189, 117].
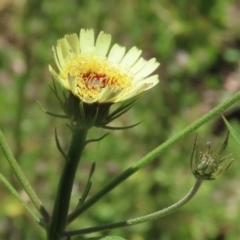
[49, 29, 159, 104]
[191, 132, 234, 180]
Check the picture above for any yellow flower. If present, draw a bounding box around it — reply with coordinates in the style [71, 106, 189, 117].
[49, 29, 159, 104]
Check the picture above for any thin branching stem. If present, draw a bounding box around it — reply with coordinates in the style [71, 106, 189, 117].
[0, 129, 50, 222]
[64, 179, 202, 236]
[0, 173, 40, 224]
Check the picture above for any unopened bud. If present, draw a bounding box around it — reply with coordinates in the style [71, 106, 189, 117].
[191, 132, 234, 180]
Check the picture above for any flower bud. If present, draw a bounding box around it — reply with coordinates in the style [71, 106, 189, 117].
[191, 132, 234, 180]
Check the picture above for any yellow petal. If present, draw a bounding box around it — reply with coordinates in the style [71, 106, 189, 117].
[120, 46, 142, 67]
[49, 65, 70, 90]
[55, 44, 65, 68]
[80, 29, 95, 53]
[68, 75, 78, 95]
[130, 57, 147, 74]
[59, 38, 71, 59]
[98, 87, 122, 103]
[52, 47, 62, 71]
[108, 44, 126, 63]
[134, 58, 159, 79]
[65, 33, 80, 54]
[95, 31, 111, 57]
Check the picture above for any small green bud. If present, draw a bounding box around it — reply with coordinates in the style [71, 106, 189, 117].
[191, 132, 234, 180]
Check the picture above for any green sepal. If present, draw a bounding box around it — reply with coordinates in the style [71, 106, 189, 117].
[54, 128, 68, 161]
[79, 101, 86, 123]
[37, 101, 68, 119]
[63, 94, 111, 127]
[101, 121, 141, 130]
[48, 79, 67, 110]
[86, 105, 99, 127]
[104, 96, 139, 124]
[85, 133, 110, 145]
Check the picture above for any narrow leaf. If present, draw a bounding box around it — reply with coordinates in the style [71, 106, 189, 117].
[222, 114, 240, 146]
[77, 162, 96, 206]
[48, 80, 64, 107]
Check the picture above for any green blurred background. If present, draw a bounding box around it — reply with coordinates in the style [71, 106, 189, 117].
[1, 0, 240, 239]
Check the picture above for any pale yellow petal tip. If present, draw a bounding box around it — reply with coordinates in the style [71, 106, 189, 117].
[79, 29, 95, 53]
[65, 33, 78, 37]
[56, 37, 66, 45]
[80, 28, 94, 34]
[95, 31, 112, 57]
[79, 28, 95, 41]
[120, 46, 142, 67]
[149, 57, 160, 66]
[98, 31, 111, 38]
[108, 44, 126, 63]
[63, 33, 78, 45]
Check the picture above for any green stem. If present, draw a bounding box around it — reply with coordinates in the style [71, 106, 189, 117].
[64, 179, 202, 236]
[47, 127, 88, 240]
[68, 91, 240, 224]
[0, 173, 40, 224]
[0, 129, 49, 222]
